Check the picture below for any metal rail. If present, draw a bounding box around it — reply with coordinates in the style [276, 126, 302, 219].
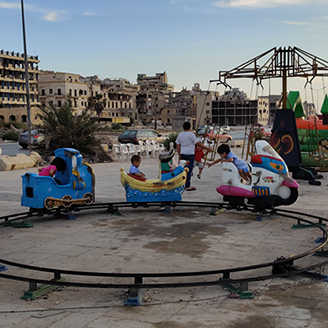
[1, 201, 328, 303]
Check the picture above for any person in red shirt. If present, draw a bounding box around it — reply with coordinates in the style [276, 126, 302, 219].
[194, 145, 208, 179]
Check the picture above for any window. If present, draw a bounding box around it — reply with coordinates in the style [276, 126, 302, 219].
[49, 89, 53, 94]
[21, 115, 27, 122]
[49, 101, 53, 106]
[138, 130, 147, 137]
[206, 102, 210, 106]
[69, 89, 72, 96]
[57, 89, 61, 95]
[58, 101, 61, 107]
[41, 89, 45, 96]
[74, 90, 77, 97]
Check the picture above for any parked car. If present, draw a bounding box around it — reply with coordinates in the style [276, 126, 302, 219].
[118, 129, 165, 145]
[197, 125, 206, 133]
[197, 126, 233, 143]
[260, 127, 272, 137]
[221, 125, 231, 132]
[18, 130, 44, 149]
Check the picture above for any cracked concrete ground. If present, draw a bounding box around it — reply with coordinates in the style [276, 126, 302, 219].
[1, 147, 328, 328]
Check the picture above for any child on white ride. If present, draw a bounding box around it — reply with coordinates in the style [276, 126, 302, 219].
[208, 144, 252, 181]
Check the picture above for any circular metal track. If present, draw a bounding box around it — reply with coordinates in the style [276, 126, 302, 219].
[1, 201, 328, 299]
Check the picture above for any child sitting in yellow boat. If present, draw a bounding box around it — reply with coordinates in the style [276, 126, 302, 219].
[129, 155, 146, 181]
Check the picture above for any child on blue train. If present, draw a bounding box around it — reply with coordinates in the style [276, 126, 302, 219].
[38, 157, 66, 185]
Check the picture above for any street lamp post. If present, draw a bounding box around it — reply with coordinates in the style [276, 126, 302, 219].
[154, 95, 157, 130]
[21, 0, 32, 154]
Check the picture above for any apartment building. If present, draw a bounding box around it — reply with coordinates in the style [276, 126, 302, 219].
[258, 95, 281, 126]
[99, 77, 139, 122]
[137, 72, 174, 92]
[0, 50, 41, 124]
[39, 71, 101, 116]
[160, 88, 197, 129]
[197, 88, 258, 126]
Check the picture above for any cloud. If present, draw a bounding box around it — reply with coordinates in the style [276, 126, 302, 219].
[214, 0, 325, 8]
[0, 1, 33, 9]
[43, 11, 68, 22]
[284, 20, 309, 25]
[169, 0, 198, 4]
[0, 2, 69, 22]
[0, 1, 20, 9]
[83, 12, 96, 16]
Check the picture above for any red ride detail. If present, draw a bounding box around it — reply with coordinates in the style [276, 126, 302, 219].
[128, 173, 145, 181]
[250, 155, 262, 164]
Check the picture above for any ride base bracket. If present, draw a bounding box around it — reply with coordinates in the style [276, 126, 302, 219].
[218, 278, 254, 300]
[21, 277, 66, 300]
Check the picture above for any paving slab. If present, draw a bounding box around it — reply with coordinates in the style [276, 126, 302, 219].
[1, 148, 328, 327]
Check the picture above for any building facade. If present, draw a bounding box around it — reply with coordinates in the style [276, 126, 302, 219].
[196, 88, 274, 127]
[98, 77, 139, 122]
[39, 71, 100, 116]
[137, 72, 174, 92]
[160, 88, 197, 129]
[258, 95, 280, 126]
[0, 50, 41, 124]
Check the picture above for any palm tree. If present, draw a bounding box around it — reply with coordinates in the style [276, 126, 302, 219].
[36, 96, 111, 162]
[88, 94, 106, 116]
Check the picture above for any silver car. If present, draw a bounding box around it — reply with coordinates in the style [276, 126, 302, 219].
[18, 130, 44, 149]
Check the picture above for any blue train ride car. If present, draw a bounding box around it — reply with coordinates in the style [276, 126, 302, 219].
[21, 148, 95, 210]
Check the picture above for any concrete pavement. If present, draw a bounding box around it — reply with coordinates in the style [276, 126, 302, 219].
[1, 148, 328, 328]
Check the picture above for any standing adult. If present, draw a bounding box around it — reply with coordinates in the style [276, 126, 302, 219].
[176, 122, 212, 191]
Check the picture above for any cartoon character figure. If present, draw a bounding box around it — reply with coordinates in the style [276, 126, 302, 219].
[160, 149, 177, 173]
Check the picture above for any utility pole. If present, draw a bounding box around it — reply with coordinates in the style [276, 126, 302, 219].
[154, 93, 157, 130]
[21, 0, 32, 154]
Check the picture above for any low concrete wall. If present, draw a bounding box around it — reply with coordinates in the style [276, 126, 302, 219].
[0, 151, 42, 171]
[227, 140, 244, 148]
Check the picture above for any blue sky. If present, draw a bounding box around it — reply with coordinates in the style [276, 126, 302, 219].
[1, 0, 328, 109]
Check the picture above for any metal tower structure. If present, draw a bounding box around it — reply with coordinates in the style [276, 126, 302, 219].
[211, 46, 328, 108]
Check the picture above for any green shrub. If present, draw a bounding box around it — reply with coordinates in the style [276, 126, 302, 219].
[2, 130, 19, 142]
[111, 123, 124, 131]
[164, 132, 179, 150]
[4, 122, 27, 130]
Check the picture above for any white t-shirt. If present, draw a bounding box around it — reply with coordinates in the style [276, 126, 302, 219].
[176, 131, 198, 155]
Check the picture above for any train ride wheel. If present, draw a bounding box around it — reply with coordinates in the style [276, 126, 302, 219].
[83, 192, 93, 205]
[44, 197, 55, 210]
[62, 195, 73, 208]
